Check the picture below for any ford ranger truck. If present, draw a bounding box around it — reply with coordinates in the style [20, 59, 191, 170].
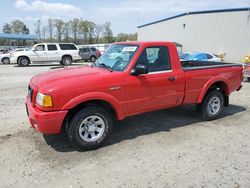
[26, 42, 243, 149]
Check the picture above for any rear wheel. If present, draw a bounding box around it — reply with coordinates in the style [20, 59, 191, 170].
[18, 57, 30, 66]
[68, 106, 113, 150]
[247, 77, 250, 82]
[90, 56, 96, 62]
[61, 56, 72, 66]
[201, 90, 224, 120]
[2, 57, 10, 64]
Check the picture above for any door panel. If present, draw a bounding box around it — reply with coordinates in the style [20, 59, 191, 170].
[47, 44, 60, 61]
[30, 45, 48, 62]
[125, 71, 183, 114]
[125, 46, 185, 115]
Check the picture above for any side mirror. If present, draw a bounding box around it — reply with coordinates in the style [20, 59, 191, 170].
[131, 64, 148, 76]
[32, 49, 36, 52]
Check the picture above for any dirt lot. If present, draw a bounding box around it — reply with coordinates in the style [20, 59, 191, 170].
[0, 63, 250, 188]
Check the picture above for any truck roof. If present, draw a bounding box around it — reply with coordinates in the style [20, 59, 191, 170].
[114, 41, 175, 46]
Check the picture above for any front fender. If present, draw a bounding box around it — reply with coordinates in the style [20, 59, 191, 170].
[61, 92, 125, 120]
[197, 76, 230, 103]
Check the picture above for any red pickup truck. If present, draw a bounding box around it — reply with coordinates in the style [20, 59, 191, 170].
[26, 41, 243, 149]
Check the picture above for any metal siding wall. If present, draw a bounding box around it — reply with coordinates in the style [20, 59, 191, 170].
[138, 11, 250, 63]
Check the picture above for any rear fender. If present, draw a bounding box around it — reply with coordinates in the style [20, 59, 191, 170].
[197, 76, 230, 103]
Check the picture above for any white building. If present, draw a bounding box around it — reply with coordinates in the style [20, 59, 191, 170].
[138, 8, 250, 63]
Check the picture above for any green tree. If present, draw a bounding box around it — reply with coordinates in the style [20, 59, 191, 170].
[54, 19, 65, 42]
[70, 18, 80, 44]
[10, 20, 26, 34]
[34, 19, 41, 41]
[22, 25, 29, 34]
[2, 23, 12, 34]
[117, 33, 129, 42]
[94, 24, 103, 43]
[47, 18, 54, 42]
[88, 21, 95, 44]
[63, 22, 70, 42]
[79, 19, 89, 44]
[103, 21, 114, 43]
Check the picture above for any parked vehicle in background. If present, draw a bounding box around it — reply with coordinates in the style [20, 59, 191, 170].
[79, 47, 101, 62]
[1, 48, 28, 64]
[11, 43, 81, 66]
[0, 48, 12, 55]
[26, 41, 243, 150]
[184, 52, 221, 62]
[179, 52, 191, 61]
[243, 63, 250, 81]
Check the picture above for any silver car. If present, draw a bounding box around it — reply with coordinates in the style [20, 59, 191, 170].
[79, 47, 101, 62]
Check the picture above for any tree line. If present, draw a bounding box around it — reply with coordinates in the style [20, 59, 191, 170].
[1, 18, 137, 45]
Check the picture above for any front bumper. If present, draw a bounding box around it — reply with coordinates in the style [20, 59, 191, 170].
[26, 96, 68, 134]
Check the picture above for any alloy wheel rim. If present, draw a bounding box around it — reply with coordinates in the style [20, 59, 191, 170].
[207, 96, 221, 115]
[65, 58, 71, 65]
[78, 115, 105, 142]
[21, 58, 28, 65]
[3, 58, 9, 64]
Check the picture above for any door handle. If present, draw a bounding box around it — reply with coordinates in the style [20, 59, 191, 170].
[168, 76, 176, 81]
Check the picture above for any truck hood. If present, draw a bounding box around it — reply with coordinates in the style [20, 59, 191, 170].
[31, 66, 110, 90]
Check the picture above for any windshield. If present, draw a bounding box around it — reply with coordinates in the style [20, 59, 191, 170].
[96, 44, 139, 71]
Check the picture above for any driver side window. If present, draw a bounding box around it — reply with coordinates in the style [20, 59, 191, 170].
[35, 45, 45, 51]
[136, 46, 171, 72]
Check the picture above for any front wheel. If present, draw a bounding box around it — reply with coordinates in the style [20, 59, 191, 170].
[2, 57, 10, 64]
[18, 57, 30, 66]
[90, 56, 96, 62]
[68, 106, 113, 150]
[201, 90, 224, 121]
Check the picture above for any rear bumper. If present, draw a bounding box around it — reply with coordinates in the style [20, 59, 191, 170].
[26, 96, 68, 134]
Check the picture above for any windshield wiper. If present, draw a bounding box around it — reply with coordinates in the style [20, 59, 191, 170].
[98, 63, 113, 72]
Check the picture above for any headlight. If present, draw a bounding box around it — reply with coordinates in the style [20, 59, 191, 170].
[36, 92, 53, 107]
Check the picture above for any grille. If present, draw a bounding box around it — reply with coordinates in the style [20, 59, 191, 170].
[28, 85, 33, 102]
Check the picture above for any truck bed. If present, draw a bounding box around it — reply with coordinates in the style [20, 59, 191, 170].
[181, 61, 242, 71]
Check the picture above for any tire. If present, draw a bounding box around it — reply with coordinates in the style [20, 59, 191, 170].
[18, 57, 30, 66]
[247, 77, 250, 82]
[201, 90, 224, 121]
[2, 57, 10, 64]
[90, 56, 96, 62]
[61, 56, 72, 66]
[68, 106, 113, 150]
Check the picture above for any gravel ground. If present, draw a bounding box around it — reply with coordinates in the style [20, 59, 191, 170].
[0, 63, 250, 188]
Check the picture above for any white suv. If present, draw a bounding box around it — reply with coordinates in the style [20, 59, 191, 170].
[11, 43, 81, 66]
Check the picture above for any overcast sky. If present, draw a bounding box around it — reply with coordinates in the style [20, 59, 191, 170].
[0, 0, 249, 35]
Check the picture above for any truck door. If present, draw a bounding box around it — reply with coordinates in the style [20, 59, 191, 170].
[30, 44, 48, 62]
[125, 46, 184, 115]
[47, 44, 60, 61]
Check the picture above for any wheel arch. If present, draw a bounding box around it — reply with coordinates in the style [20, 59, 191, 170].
[17, 55, 30, 62]
[197, 78, 230, 104]
[1, 57, 10, 62]
[62, 92, 125, 121]
[62, 54, 73, 61]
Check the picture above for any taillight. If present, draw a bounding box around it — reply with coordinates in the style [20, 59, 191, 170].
[96, 50, 101, 57]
